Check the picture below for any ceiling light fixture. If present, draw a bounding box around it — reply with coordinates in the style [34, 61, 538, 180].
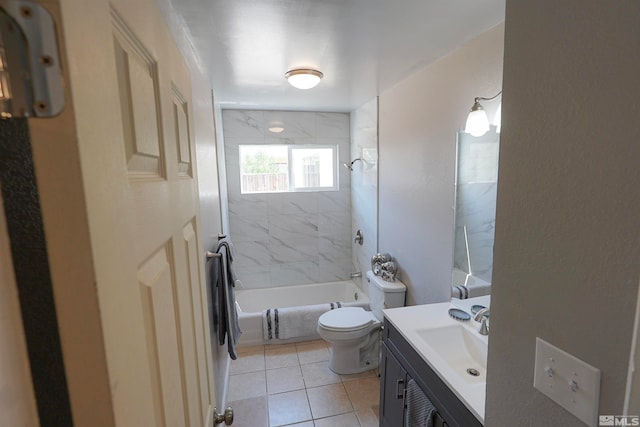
[268, 126, 285, 133]
[285, 68, 324, 90]
[465, 91, 502, 137]
[267, 120, 285, 133]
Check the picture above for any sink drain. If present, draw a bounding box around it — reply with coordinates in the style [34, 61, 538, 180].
[466, 368, 480, 377]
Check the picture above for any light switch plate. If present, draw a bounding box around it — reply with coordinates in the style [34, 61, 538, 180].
[534, 338, 601, 426]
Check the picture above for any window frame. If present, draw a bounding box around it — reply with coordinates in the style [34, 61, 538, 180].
[238, 143, 339, 195]
[288, 144, 339, 193]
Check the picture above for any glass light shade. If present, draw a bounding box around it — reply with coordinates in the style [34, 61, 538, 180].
[465, 108, 490, 137]
[493, 102, 502, 133]
[285, 69, 323, 90]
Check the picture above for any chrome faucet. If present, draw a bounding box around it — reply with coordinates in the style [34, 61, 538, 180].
[474, 308, 490, 336]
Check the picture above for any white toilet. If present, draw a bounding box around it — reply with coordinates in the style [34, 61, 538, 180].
[317, 270, 406, 374]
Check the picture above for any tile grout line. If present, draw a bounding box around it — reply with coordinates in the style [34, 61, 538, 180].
[233, 341, 378, 426]
[302, 380, 313, 426]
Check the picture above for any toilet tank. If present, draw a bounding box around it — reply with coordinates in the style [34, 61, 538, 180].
[366, 270, 406, 320]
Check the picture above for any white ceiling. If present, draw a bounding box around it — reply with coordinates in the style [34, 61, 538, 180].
[168, 0, 505, 112]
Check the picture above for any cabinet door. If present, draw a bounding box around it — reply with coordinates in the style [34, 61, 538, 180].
[434, 412, 449, 427]
[380, 342, 408, 426]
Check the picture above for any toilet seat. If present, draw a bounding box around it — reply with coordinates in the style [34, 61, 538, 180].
[318, 307, 378, 332]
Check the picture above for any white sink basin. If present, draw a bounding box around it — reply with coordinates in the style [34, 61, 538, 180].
[383, 298, 491, 423]
[415, 324, 488, 384]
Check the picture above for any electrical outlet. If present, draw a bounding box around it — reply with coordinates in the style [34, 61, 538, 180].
[533, 338, 601, 427]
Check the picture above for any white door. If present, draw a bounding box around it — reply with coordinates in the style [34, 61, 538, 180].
[29, 0, 217, 425]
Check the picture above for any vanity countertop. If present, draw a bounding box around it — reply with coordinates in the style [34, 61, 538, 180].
[383, 295, 490, 423]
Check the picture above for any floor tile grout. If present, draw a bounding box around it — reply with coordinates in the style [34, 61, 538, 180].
[229, 340, 379, 426]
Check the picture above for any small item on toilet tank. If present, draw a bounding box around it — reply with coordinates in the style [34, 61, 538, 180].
[373, 264, 381, 276]
[380, 261, 397, 282]
[371, 253, 392, 276]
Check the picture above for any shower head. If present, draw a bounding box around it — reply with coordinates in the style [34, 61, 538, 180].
[343, 158, 363, 171]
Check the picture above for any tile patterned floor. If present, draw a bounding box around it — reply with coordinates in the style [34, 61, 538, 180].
[228, 340, 380, 427]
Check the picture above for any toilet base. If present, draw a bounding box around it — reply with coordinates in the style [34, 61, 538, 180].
[326, 334, 380, 375]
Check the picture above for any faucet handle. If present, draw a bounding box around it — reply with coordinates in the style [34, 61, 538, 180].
[473, 307, 490, 322]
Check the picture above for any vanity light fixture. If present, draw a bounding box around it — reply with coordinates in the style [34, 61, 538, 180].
[285, 68, 324, 90]
[465, 91, 502, 137]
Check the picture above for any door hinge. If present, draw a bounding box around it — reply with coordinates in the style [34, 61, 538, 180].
[0, 0, 64, 118]
[213, 406, 233, 426]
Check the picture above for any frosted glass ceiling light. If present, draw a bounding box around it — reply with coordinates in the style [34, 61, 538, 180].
[285, 68, 324, 90]
[464, 91, 502, 137]
[494, 102, 502, 133]
[268, 121, 285, 133]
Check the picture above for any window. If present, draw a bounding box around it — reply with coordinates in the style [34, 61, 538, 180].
[239, 145, 288, 193]
[240, 144, 338, 194]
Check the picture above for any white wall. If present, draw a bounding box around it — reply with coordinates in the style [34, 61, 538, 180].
[486, 1, 640, 425]
[191, 73, 228, 413]
[378, 24, 504, 305]
[350, 98, 379, 289]
[214, 102, 230, 234]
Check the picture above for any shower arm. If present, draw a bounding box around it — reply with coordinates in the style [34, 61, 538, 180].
[343, 158, 363, 171]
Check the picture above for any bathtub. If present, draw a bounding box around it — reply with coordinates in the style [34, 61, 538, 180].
[235, 280, 370, 346]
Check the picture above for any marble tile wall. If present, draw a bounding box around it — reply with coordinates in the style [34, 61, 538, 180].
[222, 110, 352, 288]
[453, 131, 499, 283]
[350, 98, 378, 291]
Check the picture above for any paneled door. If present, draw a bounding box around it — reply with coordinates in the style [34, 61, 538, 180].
[32, 0, 216, 425]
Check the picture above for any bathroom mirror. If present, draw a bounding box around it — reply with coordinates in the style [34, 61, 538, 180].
[451, 129, 500, 296]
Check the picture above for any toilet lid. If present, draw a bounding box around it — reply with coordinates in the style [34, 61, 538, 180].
[318, 307, 377, 331]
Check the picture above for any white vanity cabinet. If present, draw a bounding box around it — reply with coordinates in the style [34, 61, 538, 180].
[379, 319, 483, 427]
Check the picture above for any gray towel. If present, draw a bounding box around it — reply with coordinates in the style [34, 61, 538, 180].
[405, 379, 436, 427]
[217, 238, 236, 284]
[209, 256, 222, 336]
[211, 239, 241, 359]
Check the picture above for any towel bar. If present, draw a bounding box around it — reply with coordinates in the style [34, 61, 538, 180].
[206, 251, 222, 259]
